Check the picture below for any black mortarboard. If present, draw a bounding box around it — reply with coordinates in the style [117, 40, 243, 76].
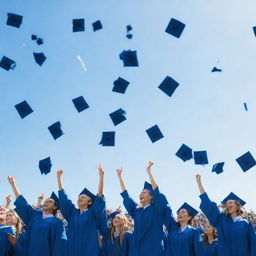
[126, 25, 133, 32]
[212, 162, 224, 175]
[31, 34, 37, 40]
[119, 50, 138, 67]
[72, 19, 85, 32]
[112, 77, 130, 94]
[50, 192, 60, 210]
[33, 52, 46, 66]
[36, 38, 44, 45]
[177, 202, 198, 218]
[109, 108, 126, 126]
[72, 96, 89, 113]
[15, 100, 33, 119]
[92, 20, 102, 31]
[253, 26, 256, 37]
[165, 18, 185, 38]
[244, 103, 248, 111]
[221, 192, 246, 206]
[143, 181, 153, 194]
[194, 151, 208, 165]
[80, 188, 96, 203]
[211, 67, 222, 72]
[236, 151, 256, 172]
[39, 157, 52, 175]
[126, 34, 133, 39]
[158, 76, 179, 97]
[48, 121, 64, 140]
[99, 131, 115, 146]
[175, 144, 193, 162]
[0, 56, 16, 71]
[6, 13, 23, 28]
[146, 125, 164, 143]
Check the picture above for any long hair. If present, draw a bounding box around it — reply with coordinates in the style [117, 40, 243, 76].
[202, 228, 217, 248]
[224, 201, 244, 217]
[7, 210, 24, 237]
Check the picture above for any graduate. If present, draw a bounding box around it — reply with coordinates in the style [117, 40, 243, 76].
[145, 162, 204, 256]
[7, 176, 68, 256]
[56, 165, 107, 256]
[201, 223, 218, 256]
[116, 161, 166, 256]
[195, 174, 256, 256]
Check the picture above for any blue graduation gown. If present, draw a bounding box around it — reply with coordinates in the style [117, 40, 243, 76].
[14, 195, 68, 256]
[199, 192, 256, 256]
[14, 231, 26, 256]
[0, 225, 15, 256]
[58, 189, 107, 256]
[120, 188, 165, 256]
[204, 240, 218, 256]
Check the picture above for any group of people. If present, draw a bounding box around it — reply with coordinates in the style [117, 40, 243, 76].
[0, 161, 256, 256]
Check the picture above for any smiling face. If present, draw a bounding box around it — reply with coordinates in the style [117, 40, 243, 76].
[139, 189, 152, 206]
[77, 194, 92, 209]
[204, 224, 215, 235]
[43, 198, 57, 213]
[113, 214, 125, 228]
[0, 207, 7, 224]
[225, 200, 239, 216]
[6, 211, 17, 226]
[177, 208, 192, 225]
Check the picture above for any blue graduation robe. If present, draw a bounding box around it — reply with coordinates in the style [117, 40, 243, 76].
[199, 192, 256, 256]
[14, 231, 26, 256]
[0, 225, 15, 256]
[120, 188, 165, 256]
[58, 189, 107, 256]
[204, 240, 218, 256]
[14, 195, 68, 256]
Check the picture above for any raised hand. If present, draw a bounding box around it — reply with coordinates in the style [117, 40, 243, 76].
[57, 169, 64, 177]
[98, 164, 105, 176]
[5, 195, 12, 209]
[195, 174, 205, 195]
[195, 174, 202, 184]
[38, 193, 45, 202]
[8, 176, 16, 186]
[116, 168, 122, 177]
[146, 161, 154, 172]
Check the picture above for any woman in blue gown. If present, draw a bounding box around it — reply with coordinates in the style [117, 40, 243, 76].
[8, 176, 68, 256]
[56, 165, 107, 256]
[195, 174, 256, 256]
[201, 223, 218, 256]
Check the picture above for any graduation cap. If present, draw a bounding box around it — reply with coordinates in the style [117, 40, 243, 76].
[253, 26, 256, 37]
[99, 131, 115, 146]
[39, 157, 52, 175]
[175, 144, 193, 162]
[212, 162, 224, 175]
[0, 56, 16, 71]
[244, 103, 248, 111]
[143, 181, 153, 194]
[221, 192, 246, 206]
[33, 52, 46, 66]
[126, 25, 133, 32]
[73, 19, 85, 32]
[165, 18, 185, 38]
[236, 151, 256, 172]
[50, 192, 60, 210]
[194, 151, 208, 165]
[15, 100, 33, 119]
[48, 121, 64, 140]
[31, 34, 37, 40]
[80, 188, 96, 203]
[36, 38, 44, 45]
[109, 211, 121, 220]
[92, 20, 102, 31]
[119, 50, 138, 67]
[6, 13, 23, 28]
[112, 77, 130, 94]
[158, 76, 179, 97]
[126, 34, 133, 39]
[146, 125, 164, 143]
[177, 202, 198, 218]
[72, 96, 89, 113]
[211, 67, 222, 72]
[109, 108, 126, 126]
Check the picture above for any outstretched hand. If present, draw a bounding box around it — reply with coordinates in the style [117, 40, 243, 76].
[6, 195, 12, 204]
[116, 168, 122, 177]
[7, 176, 16, 186]
[57, 169, 64, 177]
[38, 193, 45, 202]
[98, 164, 104, 176]
[195, 174, 202, 183]
[146, 161, 154, 172]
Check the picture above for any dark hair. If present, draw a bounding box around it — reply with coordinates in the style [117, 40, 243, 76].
[178, 209, 192, 226]
[202, 228, 217, 248]
[52, 201, 58, 216]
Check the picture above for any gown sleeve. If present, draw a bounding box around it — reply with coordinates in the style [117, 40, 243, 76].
[58, 189, 76, 222]
[192, 228, 205, 256]
[120, 190, 138, 219]
[248, 222, 256, 256]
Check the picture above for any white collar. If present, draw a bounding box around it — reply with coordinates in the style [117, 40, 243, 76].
[179, 225, 188, 232]
[43, 213, 54, 219]
[143, 204, 150, 209]
[80, 209, 88, 214]
[232, 216, 243, 222]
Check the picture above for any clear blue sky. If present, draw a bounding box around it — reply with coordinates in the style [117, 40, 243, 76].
[0, 0, 256, 212]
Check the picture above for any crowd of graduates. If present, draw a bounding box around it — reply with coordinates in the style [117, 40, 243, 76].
[1, 161, 256, 256]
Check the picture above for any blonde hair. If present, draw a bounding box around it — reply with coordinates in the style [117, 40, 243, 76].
[224, 201, 244, 217]
[7, 210, 24, 237]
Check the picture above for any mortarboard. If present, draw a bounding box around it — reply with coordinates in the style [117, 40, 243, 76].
[48, 121, 64, 140]
[39, 157, 52, 175]
[158, 76, 179, 97]
[112, 77, 130, 94]
[236, 151, 256, 172]
[73, 19, 85, 32]
[212, 162, 224, 174]
[36, 38, 44, 45]
[31, 34, 37, 40]
[119, 50, 138, 67]
[99, 131, 115, 146]
[126, 34, 133, 39]
[143, 181, 153, 194]
[146, 125, 164, 143]
[211, 67, 222, 72]
[33, 52, 46, 66]
[221, 192, 246, 206]
[126, 25, 132, 32]
[72, 96, 89, 113]
[177, 202, 198, 218]
[15, 100, 33, 119]
[165, 18, 185, 38]
[244, 103, 248, 111]
[109, 108, 126, 126]
[6, 13, 23, 28]
[109, 211, 121, 219]
[50, 192, 60, 210]
[175, 144, 193, 162]
[253, 26, 256, 37]
[0, 56, 16, 71]
[80, 188, 96, 203]
[194, 151, 208, 165]
[92, 20, 102, 31]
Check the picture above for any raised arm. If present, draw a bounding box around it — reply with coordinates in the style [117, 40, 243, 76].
[116, 168, 126, 192]
[5, 195, 12, 209]
[32, 193, 45, 209]
[57, 169, 64, 191]
[8, 176, 20, 198]
[195, 174, 205, 195]
[146, 161, 157, 190]
[97, 164, 104, 197]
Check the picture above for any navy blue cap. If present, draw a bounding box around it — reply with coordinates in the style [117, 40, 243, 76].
[146, 125, 164, 143]
[212, 162, 224, 175]
[39, 157, 52, 175]
[99, 131, 115, 146]
[119, 50, 138, 67]
[143, 181, 153, 193]
[126, 34, 133, 39]
[236, 151, 256, 172]
[177, 202, 198, 218]
[15, 100, 33, 119]
[72, 96, 89, 113]
[33, 52, 46, 66]
[73, 18, 85, 32]
[92, 20, 102, 31]
[36, 38, 44, 45]
[253, 26, 256, 37]
[194, 151, 208, 165]
[175, 144, 193, 162]
[48, 121, 64, 140]
[50, 192, 60, 210]
[109, 108, 126, 126]
[221, 192, 246, 206]
[158, 76, 179, 97]
[112, 77, 130, 94]
[0, 56, 16, 71]
[80, 188, 96, 203]
[126, 25, 133, 32]
[31, 34, 37, 40]
[109, 211, 121, 219]
[6, 13, 23, 28]
[244, 103, 248, 111]
[211, 67, 222, 72]
[165, 18, 185, 38]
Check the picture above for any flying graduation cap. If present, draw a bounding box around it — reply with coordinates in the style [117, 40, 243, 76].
[194, 151, 208, 165]
[211, 67, 222, 72]
[72, 96, 89, 113]
[15, 100, 33, 119]
[146, 125, 164, 143]
[112, 77, 130, 94]
[212, 162, 224, 175]
[0, 56, 16, 71]
[109, 108, 126, 126]
[99, 131, 115, 146]
[165, 18, 185, 38]
[6, 13, 23, 28]
[39, 157, 52, 175]
[236, 151, 256, 172]
[175, 144, 193, 162]
[73, 19, 85, 32]
[158, 76, 179, 97]
[92, 20, 102, 31]
[48, 122, 64, 140]
[33, 52, 47, 66]
[119, 50, 138, 67]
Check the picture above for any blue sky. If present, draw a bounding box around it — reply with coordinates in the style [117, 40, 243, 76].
[0, 0, 256, 212]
